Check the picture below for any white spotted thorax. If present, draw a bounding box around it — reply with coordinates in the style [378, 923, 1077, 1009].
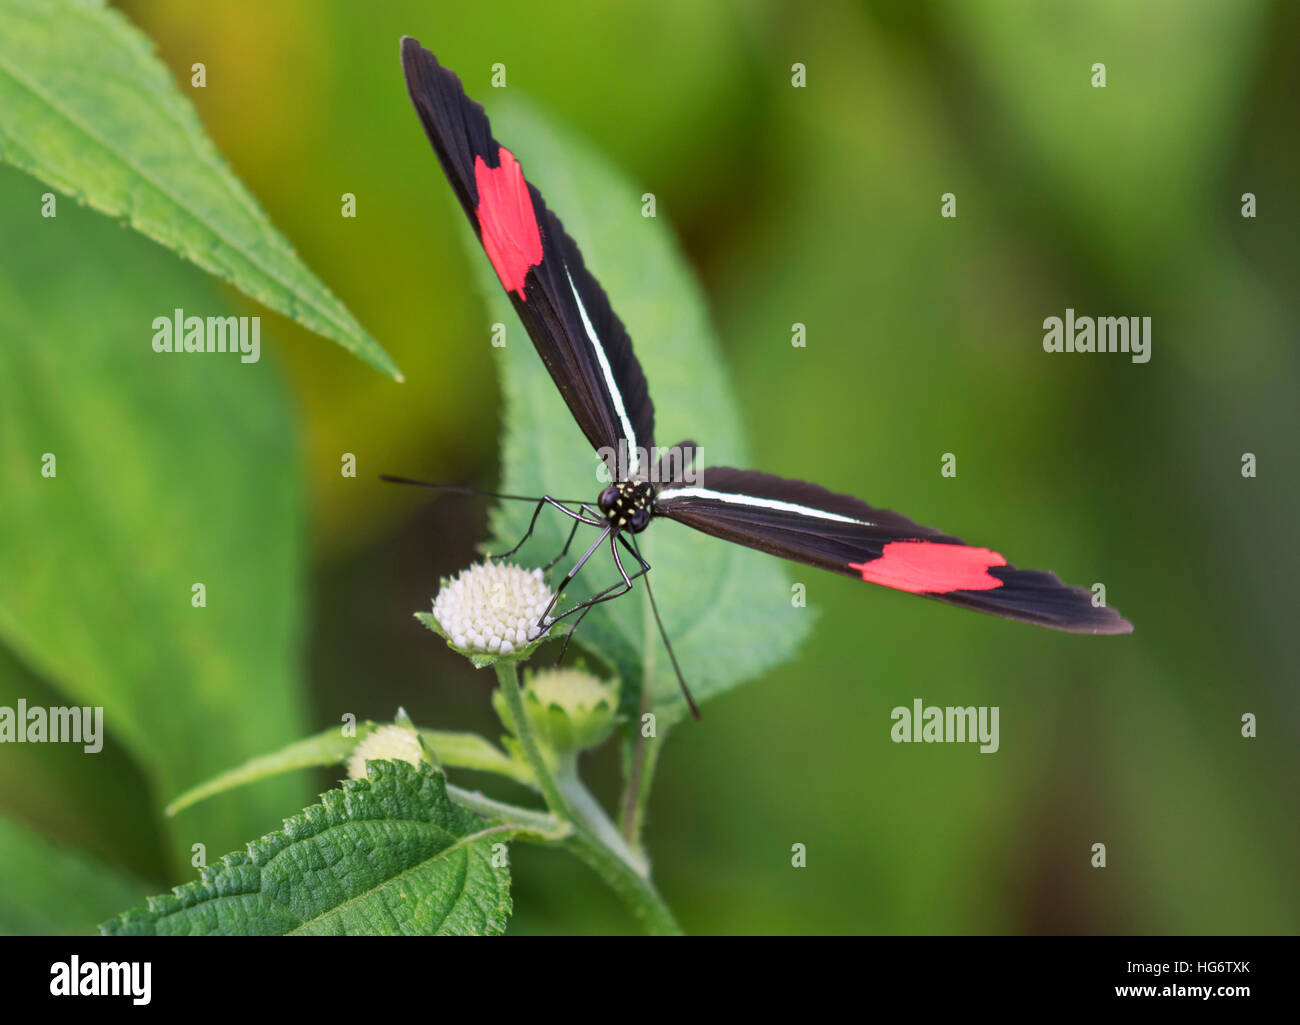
[432, 561, 555, 655]
[347, 724, 426, 780]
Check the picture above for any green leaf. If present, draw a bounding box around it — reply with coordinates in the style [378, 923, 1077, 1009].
[103, 762, 513, 936]
[0, 815, 151, 935]
[0, 0, 399, 379]
[419, 728, 533, 786]
[166, 722, 534, 816]
[475, 100, 813, 723]
[0, 166, 309, 869]
[163, 728, 360, 819]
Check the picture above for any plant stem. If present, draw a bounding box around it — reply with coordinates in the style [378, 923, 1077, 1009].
[618, 566, 670, 851]
[494, 661, 572, 817]
[493, 660, 681, 935]
[623, 722, 665, 851]
[562, 830, 682, 936]
[555, 763, 647, 876]
[445, 783, 567, 840]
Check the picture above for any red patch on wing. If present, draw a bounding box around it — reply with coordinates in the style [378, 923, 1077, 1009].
[474, 147, 543, 299]
[849, 542, 1006, 594]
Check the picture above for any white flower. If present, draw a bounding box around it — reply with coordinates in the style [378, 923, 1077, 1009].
[431, 561, 555, 655]
[347, 724, 426, 780]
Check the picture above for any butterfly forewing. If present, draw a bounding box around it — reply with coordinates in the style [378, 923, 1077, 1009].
[401, 37, 654, 468]
[655, 468, 1132, 634]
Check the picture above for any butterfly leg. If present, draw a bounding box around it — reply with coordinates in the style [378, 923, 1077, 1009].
[552, 534, 652, 663]
[538, 525, 613, 626]
[627, 534, 698, 719]
[542, 505, 602, 571]
[555, 534, 699, 718]
[539, 529, 650, 631]
[489, 497, 602, 561]
[548, 531, 649, 624]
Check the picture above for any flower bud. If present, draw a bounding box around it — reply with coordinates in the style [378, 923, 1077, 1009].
[494, 668, 620, 757]
[346, 723, 428, 780]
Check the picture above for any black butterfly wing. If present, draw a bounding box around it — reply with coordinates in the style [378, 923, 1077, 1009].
[655, 468, 1132, 634]
[401, 37, 654, 469]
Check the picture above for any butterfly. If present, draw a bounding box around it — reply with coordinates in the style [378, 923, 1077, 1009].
[395, 37, 1132, 714]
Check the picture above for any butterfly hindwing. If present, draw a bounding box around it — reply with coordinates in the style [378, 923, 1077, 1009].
[401, 37, 654, 467]
[655, 468, 1131, 634]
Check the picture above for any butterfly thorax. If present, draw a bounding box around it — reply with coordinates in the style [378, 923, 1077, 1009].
[598, 481, 653, 533]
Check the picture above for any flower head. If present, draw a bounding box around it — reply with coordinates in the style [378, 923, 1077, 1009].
[429, 561, 555, 657]
[347, 723, 427, 780]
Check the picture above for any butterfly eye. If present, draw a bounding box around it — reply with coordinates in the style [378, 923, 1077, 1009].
[629, 506, 651, 532]
[598, 485, 620, 512]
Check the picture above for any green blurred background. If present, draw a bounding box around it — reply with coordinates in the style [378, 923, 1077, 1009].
[1, 0, 1297, 934]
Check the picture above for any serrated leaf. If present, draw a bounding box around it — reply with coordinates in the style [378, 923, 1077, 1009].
[472, 99, 812, 723]
[0, 0, 399, 378]
[104, 762, 512, 936]
[166, 721, 533, 816]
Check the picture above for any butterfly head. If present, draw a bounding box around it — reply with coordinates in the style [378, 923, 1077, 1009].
[598, 481, 653, 533]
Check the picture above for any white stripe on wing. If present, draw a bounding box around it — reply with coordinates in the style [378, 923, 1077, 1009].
[659, 486, 875, 526]
[566, 267, 640, 477]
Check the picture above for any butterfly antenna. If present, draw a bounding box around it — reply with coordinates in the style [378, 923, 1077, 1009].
[634, 540, 700, 721]
[378, 474, 587, 505]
